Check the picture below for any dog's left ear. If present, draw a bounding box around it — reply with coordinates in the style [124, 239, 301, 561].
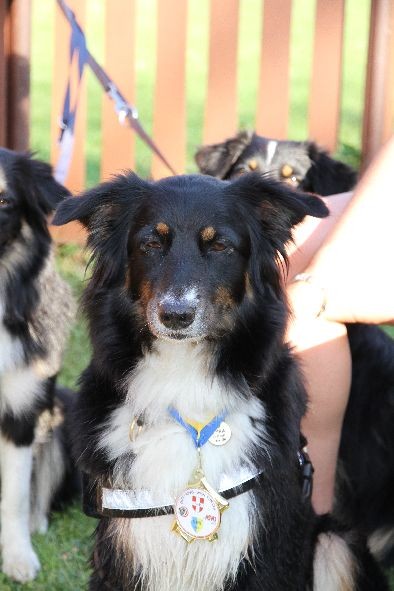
[234, 173, 329, 245]
[303, 143, 357, 195]
[233, 175, 329, 296]
[28, 157, 71, 213]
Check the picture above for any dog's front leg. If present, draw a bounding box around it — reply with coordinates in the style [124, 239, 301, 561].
[0, 435, 40, 582]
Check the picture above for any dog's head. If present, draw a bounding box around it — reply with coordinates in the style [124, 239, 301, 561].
[0, 148, 70, 256]
[53, 173, 328, 345]
[195, 131, 357, 195]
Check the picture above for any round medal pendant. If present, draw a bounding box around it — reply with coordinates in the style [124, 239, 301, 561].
[209, 421, 232, 446]
[174, 486, 221, 541]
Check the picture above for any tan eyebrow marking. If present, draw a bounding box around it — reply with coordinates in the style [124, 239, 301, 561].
[201, 226, 216, 241]
[281, 164, 293, 178]
[156, 222, 169, 236]
[248, 159, 258, 170]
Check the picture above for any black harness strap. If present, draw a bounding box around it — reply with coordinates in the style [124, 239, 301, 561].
[83, 436, 313, 520]
[83, 470, 264, 519]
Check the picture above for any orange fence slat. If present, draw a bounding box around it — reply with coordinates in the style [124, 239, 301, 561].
[384, 5, 394, 142]
[36, 0, 394, 243]
[256, 0, 292, 140]
[151, 0, 187, 179]
[101, 0, 135, 181]
[308, 0, 345, 152]
[6, 0, 31, 151]
[362, 0, 394, 169]
[50, 0, 87, 245]
[203, 0, 239, 145]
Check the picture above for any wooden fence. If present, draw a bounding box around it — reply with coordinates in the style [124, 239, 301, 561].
[0, 0, 31, 151]
[1, 0, 394, 244]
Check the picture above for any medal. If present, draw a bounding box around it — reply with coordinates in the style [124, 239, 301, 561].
[209, 421, 232, 446]
[168, 407, 230, 543]
[172, 456, 229, 543]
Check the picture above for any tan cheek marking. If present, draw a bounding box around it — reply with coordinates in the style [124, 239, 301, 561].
[201, 226, 216, 242]
[244, 272, 254, 300]
[124, 268, 133, 290]
[139, 280, 153, 307]
[214, 286, 234, 308]
[156, 222, 169, 236]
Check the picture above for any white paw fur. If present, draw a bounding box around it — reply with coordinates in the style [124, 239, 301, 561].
[1, 541, 41, 583]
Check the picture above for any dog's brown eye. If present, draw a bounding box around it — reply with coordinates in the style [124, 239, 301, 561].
[140, 239, 162, 253]
[0, 197, 9, 207]
[145, 241, 162, 249]
[210, 241, 231, 253]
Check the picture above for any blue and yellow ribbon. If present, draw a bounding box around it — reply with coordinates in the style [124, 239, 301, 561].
[168, 406, 226, 448]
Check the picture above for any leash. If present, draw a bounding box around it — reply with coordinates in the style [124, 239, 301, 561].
[55, 0, 177, 184]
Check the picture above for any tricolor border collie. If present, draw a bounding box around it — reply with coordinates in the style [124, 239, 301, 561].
[53, 172, 388, 590]
[195, 130, 357, 193]
[0, 148, 76, 582]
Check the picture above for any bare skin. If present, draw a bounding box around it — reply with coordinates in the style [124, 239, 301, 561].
[286, 136, 394, 514]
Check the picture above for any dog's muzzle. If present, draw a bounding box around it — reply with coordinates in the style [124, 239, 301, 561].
[147, 288, 206, 341]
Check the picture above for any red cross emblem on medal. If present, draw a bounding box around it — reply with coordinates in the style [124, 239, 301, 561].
[192, 495, 204, 513]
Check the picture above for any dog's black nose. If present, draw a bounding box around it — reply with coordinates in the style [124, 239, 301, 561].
[158, 301, 195, 330]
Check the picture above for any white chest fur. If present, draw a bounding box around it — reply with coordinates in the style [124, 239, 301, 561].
[0, 301, 45, 417]
[100, 341, 268, 591]
[0, 301, 24, 373]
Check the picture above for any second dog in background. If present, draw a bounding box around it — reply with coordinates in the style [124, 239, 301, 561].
[195, 129, 357, 194]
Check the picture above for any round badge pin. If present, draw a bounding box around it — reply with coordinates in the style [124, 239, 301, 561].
[174, 486, 221, 541]
[208, 421, 232, 446]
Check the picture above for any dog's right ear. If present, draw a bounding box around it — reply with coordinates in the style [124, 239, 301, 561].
[195, 130, 253, 178]
[52, 190, 100, 228]
[53, 173, 147, 289]
[52, 173, 145, 229]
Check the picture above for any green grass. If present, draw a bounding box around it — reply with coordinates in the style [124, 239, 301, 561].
[20, 0, 394, 589]
[0, 245, 94, 591]
[55, 244, 91, 389]
[0, 504, 94, 591]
